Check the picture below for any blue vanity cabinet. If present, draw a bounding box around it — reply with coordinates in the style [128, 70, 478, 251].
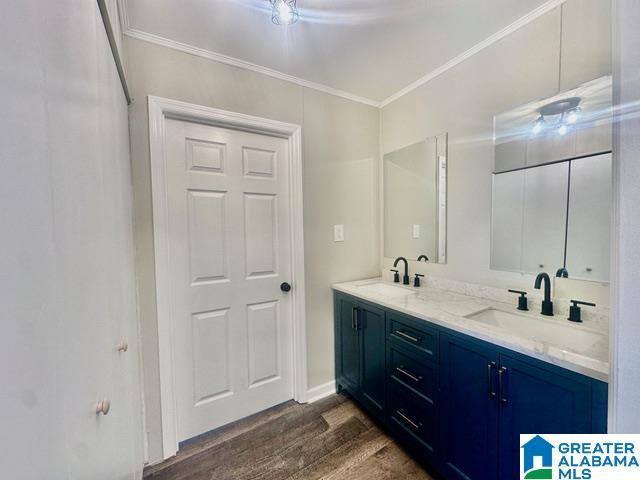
[359, 302, 387, 415]
[496, 351, 601, 480]
[439, 330, 608, 480]
[334, 292, 386, 418]
[333, 291, 608, 480]
[439, 332, 499, 480]
[386, 312, 440, 464]
[335, 293, 360, 392]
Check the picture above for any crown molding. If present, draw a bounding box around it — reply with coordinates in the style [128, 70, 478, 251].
[120, 0, 565, 110]
[379, 0, 567, 107]
[116, 0, 130, 34]
[123, 27, 381, 107]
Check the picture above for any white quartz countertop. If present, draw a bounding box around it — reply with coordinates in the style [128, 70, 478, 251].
[332, 278, 609, 382]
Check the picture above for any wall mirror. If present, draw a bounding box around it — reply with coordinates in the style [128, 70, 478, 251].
[491, 76, 612, 282]
[384, 133, 447, 263]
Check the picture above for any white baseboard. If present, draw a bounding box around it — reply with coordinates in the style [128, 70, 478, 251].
[306, 380, 336, 403]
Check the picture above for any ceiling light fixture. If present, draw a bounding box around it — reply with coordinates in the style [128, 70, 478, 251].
[530, 97, 581, 137]
[270, 0, 299, 26]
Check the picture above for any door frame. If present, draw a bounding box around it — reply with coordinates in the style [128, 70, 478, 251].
[148, 95, 308, 459]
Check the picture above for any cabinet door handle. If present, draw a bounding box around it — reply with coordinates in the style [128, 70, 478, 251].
[351, 307, 357, 330]
[396, 366, 421, 383]
[393, 330, 420, 343]
[487, 361, 497, 399]
[396, 409, 421, 431]
[499, 366, 508, 405]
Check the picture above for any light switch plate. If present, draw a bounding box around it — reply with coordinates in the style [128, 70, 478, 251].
[334, 224, 344, 242]
[412, 224, 420, 239]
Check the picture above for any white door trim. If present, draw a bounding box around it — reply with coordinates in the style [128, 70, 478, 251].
[148, 95, 308, 459]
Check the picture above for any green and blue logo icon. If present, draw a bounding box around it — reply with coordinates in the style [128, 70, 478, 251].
[521, 435, 554, 479]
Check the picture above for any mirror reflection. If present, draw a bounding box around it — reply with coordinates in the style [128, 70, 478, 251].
[491, 76, 612, 282]
[384, 133, 447, 263]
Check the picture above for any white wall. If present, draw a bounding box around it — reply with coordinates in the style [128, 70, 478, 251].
[610, 0, 640, 433]
[124, 37, 380, 463]
[380, 0, 611, 302]
[0, 1, 143, 479]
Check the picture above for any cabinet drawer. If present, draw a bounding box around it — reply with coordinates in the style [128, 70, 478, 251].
[388, 314, 437, 362]
[389, 346, 437, 404]
[389, 384, 436, 452]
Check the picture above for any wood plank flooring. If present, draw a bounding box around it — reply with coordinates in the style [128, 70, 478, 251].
[144, 394, 435, 480]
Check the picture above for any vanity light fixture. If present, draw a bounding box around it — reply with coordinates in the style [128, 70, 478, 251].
[270, 0, 299, 25]
[530, 97, 581, 137]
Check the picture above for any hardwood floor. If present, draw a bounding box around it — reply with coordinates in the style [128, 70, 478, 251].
[144, 394, 435, 480]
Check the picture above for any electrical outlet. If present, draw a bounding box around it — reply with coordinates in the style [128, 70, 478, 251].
[334, 224, 344, 242]
[412, 224, 420, 239]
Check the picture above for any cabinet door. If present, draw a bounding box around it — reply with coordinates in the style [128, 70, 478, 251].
[566, 153, 612, 281]
[359, 303, 386, 415]
[440, 333, 499, 480]
[497, 353, 592, 480]
[491, 170, 525, 272]
[335, 295, 360, 391]
[521, 162, 569, 274]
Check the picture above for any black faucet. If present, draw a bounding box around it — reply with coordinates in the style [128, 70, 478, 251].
[534, 272, 553, 316]
[417, 255, 429, 262]
[393, 257, 410, 285]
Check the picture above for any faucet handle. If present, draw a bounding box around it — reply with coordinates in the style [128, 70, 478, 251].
[413, 273, 424, 288]
[507, 290, 528, 311]
[568, 299, 596, 323]
[390, 269, 400, 283]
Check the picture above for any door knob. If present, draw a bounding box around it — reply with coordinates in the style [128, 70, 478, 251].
[280, 282, 292, 293]
[96, 399, 111, 415]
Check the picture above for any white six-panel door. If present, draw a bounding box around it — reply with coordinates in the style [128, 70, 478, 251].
[164, 119, 294, 443]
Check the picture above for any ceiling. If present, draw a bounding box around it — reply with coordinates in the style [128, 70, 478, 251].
[123, 0, 556, 104]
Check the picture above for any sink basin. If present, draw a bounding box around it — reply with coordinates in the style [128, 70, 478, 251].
[356, 282, 415, 298]
[465, 308, 605, 354]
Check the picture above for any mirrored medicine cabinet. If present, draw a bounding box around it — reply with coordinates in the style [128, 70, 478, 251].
[491, 76, 612, 283]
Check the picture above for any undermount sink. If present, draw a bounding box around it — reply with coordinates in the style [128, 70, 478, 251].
[465, 308, 605, 354]
[356, 282, 415, 298]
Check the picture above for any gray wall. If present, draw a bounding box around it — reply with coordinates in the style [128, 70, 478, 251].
[124, 37, 380, 462]
[610, 0, 640, 433]
[0, 1, 143, 478]
[380, 0, 611, 296]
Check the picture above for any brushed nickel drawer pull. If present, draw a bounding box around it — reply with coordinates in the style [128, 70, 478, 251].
[396, 366, 421, 383]
[396, 409, 421, 430]
[393, 330, 420, 343]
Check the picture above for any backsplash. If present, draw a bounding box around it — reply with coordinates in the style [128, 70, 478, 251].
[383, 270, 609, 333]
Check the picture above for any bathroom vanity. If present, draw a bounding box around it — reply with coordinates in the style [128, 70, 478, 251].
[333, 279, 608, 480]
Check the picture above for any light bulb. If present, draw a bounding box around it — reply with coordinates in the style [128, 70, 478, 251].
[531, 116, 545, 135]
[558, 124, 568, 136]
[271, 0, 298, 25]
[277, 1, 292, 23]
[566, 107, 580, 124]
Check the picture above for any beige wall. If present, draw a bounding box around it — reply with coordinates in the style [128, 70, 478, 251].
[124, 37, 379, 463]
[380, 0, 611, 300]
[611, 0, 640, 433]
